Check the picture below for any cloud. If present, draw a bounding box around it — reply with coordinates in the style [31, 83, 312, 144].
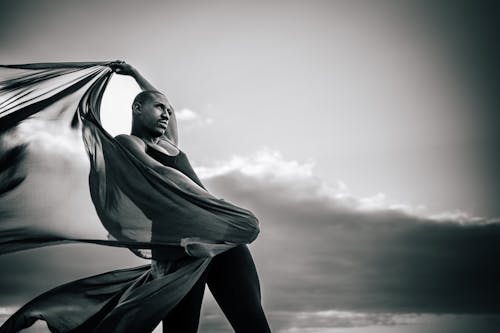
[196, 149, 500, 316]
[272, 312, 500, 333]
[272, 311, 444, 332]
[197, 149, 496, 223]
[1, 118, 89, 174]
[0, 119, 110, 242]
[175, 108, 213, 127]
[0, 307, 16, 317]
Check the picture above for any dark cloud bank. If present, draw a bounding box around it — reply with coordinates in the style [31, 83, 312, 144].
[1, 149, 500, 333]
[202, 159, 500, 315]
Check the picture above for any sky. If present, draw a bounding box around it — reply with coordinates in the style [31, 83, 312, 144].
[1, 1, 500, 332]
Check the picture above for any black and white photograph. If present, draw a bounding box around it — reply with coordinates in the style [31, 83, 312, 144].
[1, 1, 499, 332]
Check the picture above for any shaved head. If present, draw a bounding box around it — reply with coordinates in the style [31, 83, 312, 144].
[132, 90, 166, 109]
[130, 90, 172, 138]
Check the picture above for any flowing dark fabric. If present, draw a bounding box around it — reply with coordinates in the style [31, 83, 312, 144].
[0, 62, 259, 332]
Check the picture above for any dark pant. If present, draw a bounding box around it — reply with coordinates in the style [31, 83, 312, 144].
[162, 245, 271, 332]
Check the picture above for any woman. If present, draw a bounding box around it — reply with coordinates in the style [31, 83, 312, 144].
[110, 61, 271, 332]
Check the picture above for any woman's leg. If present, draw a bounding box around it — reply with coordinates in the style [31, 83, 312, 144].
[207, 245, 271, 333]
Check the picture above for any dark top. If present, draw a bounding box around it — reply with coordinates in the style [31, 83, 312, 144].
[145, 145, 205, 189]
[146, 145, 206, 261]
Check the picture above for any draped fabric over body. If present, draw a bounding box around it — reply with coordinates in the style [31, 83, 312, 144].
[0, 63, 260, 332]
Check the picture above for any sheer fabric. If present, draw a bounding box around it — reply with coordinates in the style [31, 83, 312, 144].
[0, 62, 259, 332]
